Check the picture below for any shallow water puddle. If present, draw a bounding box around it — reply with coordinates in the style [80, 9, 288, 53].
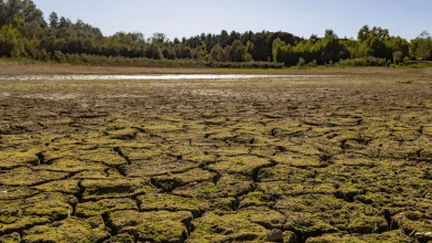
[0, 74, 343, 81]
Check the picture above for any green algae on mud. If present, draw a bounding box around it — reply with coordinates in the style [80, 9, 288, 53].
[1, 72, 432, 242]
[108, 210, 192, 242]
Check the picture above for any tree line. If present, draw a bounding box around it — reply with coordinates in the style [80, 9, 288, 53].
[1, 0, 431, 68]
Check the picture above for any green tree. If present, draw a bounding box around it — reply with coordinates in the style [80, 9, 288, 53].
[146, 43, 163, 59]
[72, 19, 103, 38]
[21, 0, 45, 26]
[228, 30, 240, 46]
[418, 31, 431, 40]
[272, 39, 287, 63]
[250, 31, 270, 61]
[49, 11, 58, 29]
[357, 25, 369, 41]
[181, 46, 192, 59]
[209, 44, 229, 62]
[173, 43, 192, 59]
[220, 30, 229, 48]
[309, 34, 319, 43]
[58, 16, 72, 32]
[272, 38, 284, 50]
[354, 25, 392, 59]
[369, 26, 389, 40]
[201, 41, 207, 56]
[1, 0, 22, 27]
[204, 33, 215, 53]
[325, 29, 338, 38]
[0, 0, 46, 28]
[245, 40, 254, 54]
[0, 1, 4, 25]
[0, 22, 24, 57]
[409, 32, 432, 60]
[367, 35, 390, 59]
[384, 36, 409, 59]
[149, 32, 167, 44]
[229, 39, 250, 62]
[273, 35, 348, 66]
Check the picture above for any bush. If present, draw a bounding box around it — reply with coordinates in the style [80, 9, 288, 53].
[0, 32, 25, 57]
[162, 47, 176, 60]
[145, 44, 163, 60]
[393, 51, 402, 65]
[209, 44, 229, 62]
[337, 57, 388, 67]
[36, 48, 51, 61]
[229, 40, 250, 62]
[402, 56, 410, 65]
[307, 59, 317, 67]
[365, 56, 387, 66]
[386, 60, 392, 66]
[409, 37, 432, 60]
[180, 47, 192, 59]
[297, 57, 305, 69]
[27, 52, 283, 69]
[203, 60, 284, 69]
[53, 50, 65, 63]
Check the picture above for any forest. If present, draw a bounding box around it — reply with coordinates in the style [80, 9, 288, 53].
[1, 0, 432, 68]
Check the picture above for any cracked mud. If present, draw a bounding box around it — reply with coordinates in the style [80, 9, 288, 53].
[1, 73, 432, 242]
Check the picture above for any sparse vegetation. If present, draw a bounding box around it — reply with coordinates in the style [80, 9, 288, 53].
[1, 0, 432, 242]
[1, 70, 432, 242]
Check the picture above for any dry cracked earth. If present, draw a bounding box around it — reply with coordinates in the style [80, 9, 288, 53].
[1, 73, 432, 243]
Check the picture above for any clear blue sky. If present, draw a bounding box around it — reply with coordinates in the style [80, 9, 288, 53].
[35, 0, 431, 41]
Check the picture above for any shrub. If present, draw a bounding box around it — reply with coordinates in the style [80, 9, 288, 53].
[364, 56, 387, 66]
[337, 57, 388, 67]
[180, 47, 192, 59]
[36, 48, 51, 61]
[209, 44, 229, 62]
[386, 60, 392, 66]
[53, 50, 65, 63]
[307, 59, 317, 67]
[145, 44, 163, 60]
[393, 51, 402, 64]
[402, 56, 410, 65]
[162, 47, 176, 60]
[297, 57, 305, 69]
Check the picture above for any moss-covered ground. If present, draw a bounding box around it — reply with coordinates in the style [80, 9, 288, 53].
[1, 70, 432, 242]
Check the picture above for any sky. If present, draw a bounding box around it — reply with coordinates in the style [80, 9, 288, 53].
[34, 0, 432, 41]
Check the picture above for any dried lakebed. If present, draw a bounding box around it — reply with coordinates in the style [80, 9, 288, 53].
[0, 74, 343, 81]
[0, 75, 432, 242]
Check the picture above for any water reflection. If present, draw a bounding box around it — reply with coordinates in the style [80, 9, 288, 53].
[0, 74, 342, 81]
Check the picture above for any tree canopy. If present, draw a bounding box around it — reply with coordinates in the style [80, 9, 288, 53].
[0, 0, 431, 67]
